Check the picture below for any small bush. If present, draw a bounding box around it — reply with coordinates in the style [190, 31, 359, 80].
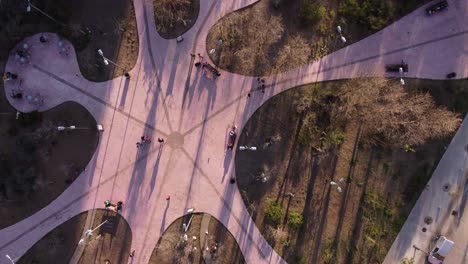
[295, 255, 306, 264]
[287, 212, 304, 230]
[264, 201, 283, 225]
[299, 2, 321, 24]
[321, 129, 345, 150]
[339, 0, 393, 32]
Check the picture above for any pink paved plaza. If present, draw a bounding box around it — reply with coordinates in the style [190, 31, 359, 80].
[0, 0, 467, 263]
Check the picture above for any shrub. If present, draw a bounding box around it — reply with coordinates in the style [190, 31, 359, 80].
[299, 2, 321, 24]
[287, 212, 304, 230]
[264, 201, 283, 225]
[338, 0, 361, 20]
[321, 129, 345, 150]
[339, 0, 393, 31]
[295, 255, 306, 264]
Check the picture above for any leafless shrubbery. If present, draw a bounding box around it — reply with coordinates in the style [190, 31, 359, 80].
[274, 35, 311, 73]
[209, 8, 285, 75]
[154, 0, 192, 33]
[333, 79, 461, 146]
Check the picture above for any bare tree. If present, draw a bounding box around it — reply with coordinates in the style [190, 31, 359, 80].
[210, 7, 284, 75]
[333, 78, 461, 146]
[274, 35, 311, 74]
[153, 0, 192, 33]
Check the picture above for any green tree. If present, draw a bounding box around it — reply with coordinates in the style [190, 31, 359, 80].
[321, 129, 345, 150]
[264, 201, 283, 225]
[287, 212, 304, 230]
[299, 2, 321, 24]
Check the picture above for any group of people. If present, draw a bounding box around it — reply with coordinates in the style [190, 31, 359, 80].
[136, 135, 164, 148]
[193, 53, 221, 80]
[3, 72, 24, 99]
[257, 78, 266, 93]
[104, 200, 123, 212]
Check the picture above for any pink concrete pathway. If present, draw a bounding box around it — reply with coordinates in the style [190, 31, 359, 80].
[0, 0, 467, 263]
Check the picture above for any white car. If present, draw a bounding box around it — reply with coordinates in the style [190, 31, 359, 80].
[427, 236, 454, 264]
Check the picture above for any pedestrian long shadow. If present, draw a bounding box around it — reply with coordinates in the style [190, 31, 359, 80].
[125, 143, 151, 223]
[159, 200, 170, 234]
[183, 78, 217, 211]
[119, 78, 131, 108]
[148, 144, 164, 199]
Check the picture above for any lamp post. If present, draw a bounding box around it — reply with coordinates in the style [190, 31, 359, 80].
[398, 67, 405, 85]
[337, 25, 347, 44]
[78, 220, 109, 245]
[182, 208, 195, 241]
[239, 146, 257, 151]
[5, 254, 18, 264]
[97, 49, 128, 76]
[97, 49, 124, 69]
[57, 124, 104, 131]
[384, 68, 405, 85]
[330, 178, 345, 193]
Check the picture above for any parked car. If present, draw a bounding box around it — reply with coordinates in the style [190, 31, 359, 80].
[385, 63, 408, 72]
[227, 126, 237, 150]
[426, 0, 448, 16]
[446, 72, 456, 79]
[427, 236, 454, 264]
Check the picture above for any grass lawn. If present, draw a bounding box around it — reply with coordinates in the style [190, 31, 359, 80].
[207, 0, 431, 76]
[0, 102, 99, 229]
[0, 0, 139, 82]
[18, 209, 132, 264]
[149, 213, 245, 264]
[235, 78, 467, 263]
[153, 0, 200, 39]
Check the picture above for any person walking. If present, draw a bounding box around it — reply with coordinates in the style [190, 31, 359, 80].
[158, 138, 164, 143]
[136, 142, 141, 148]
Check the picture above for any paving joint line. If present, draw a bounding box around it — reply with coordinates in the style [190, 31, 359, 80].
[31, 64, 169, 137]
[179, 148, 268, 259]
[141, 0, 174, 133]
[0, 143, 163, 251]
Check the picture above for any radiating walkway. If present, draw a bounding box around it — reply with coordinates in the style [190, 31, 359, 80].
[0, 0, 467, 263]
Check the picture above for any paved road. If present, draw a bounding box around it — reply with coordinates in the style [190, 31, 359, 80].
[0, 0, 467, 263]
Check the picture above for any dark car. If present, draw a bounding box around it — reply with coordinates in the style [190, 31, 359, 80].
[426, 0, 448, 15]
[385, 63, 408, 73]
[446, 72, 456, 79]
[227, 126, 237, 150]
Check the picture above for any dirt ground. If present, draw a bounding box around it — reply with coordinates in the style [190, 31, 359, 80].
[18, 209, 132, 264]
[235, 79, 465, 263]
[149, 213, 245, 264]
[206, 0, 430, 76]
[153, 0, 200, 39]
[0, 0, 139, 82]
[0, 102, 99, 229]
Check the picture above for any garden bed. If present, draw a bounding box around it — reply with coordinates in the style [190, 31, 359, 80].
[153, 0, 200, 39]
[207, 0, 431, 76]
[149, 213, 245, 264]
[18, 209, 132, 264]
[235, 78, 466, 263]
[0, 102, 99, 229]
